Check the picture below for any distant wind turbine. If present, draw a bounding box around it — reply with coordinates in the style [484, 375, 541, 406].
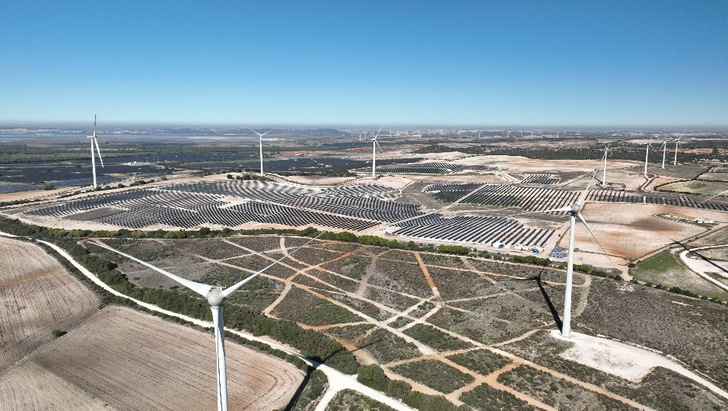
[660, 139, 668, 169]
[371, 125, 383, 178]
[87, 115, 104, 189]
[674, 130, 686, 166]
[92, 234, 321, 411]
[601, 145, 610, 187]
[644, 137, 654, 178]
[541, 171, 598, 337]
[249, 129, 271, 176]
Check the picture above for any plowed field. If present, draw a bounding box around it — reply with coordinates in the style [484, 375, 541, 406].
[0, 236, 99, 371]
[2, 306, 304, 410]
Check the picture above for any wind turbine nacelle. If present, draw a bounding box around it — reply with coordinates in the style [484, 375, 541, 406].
[207, 287, 224, 306]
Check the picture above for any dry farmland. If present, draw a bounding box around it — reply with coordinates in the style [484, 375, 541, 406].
[1, 306, 304, 410]
[0, 236, 304, 411]
[0, 236, 99, 371]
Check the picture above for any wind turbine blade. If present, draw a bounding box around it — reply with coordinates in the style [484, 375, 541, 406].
[94, 138, 104, 168]
[261, 130, 271, 137]
[575, 211, 615, 266]
[576, 169, 598, 206]
[221, 232, 324, 298]
[91, 241, 212, 297]
[93, 115, 97, 138]
[375, 139, 381, 150]
[677, 129, 686, 141]
[373, 125, 383, 140]
[539, 205, 572, 213]
[576, 212, 596, 239]
[248, 128, 263, 137]
[698, 188, 728, 205]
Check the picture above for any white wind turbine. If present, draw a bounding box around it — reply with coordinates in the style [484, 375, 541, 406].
[370, 125, 383, 178]
[249, 129, 272, 176]
[87, 115, 104, 189]
[92, 236, 320, 411]
[601, 145, 610, 187]
[541, 171, 597, 337]
[644, 137, 654, 178]
[660, 139, 668, 169]
[674, 130, 686, 166]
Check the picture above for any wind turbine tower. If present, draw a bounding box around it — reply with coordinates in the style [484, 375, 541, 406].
[250, 129, 271, 176]
[542, 173, 597, 336]
[86, 115, 104, 189]
[601, 145, 610, 187]
[674, 130, 685, 166]
[371, 125, 383, 178]
[644, 138, 653, 178]
[661, 139, 668, 169]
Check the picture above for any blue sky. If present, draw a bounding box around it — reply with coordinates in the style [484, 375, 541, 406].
[1, 1, 726, 127]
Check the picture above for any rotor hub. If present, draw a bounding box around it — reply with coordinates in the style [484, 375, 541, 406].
[206, 287, 224, 307]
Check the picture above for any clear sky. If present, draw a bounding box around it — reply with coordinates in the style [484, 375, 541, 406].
[1, 1, 726, 127]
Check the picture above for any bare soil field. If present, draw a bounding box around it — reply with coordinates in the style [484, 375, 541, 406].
[455, 155, 637, 175]
[659, 179, 728, 197]
[0, 361, 113, 410]
[688, 226, 728, 247]
[0, 236, 99, 371]
[2, 306, 304, 411]
[576, 203, 718, 260]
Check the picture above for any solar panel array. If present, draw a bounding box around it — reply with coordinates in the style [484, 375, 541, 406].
[22, 181, 407, 231]
[520, 174, 560, 185]
[395, 215, 554, 248]
[18, 179, 727, 249]
[427, 183, 728, 213]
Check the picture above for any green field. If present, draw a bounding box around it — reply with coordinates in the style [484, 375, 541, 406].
[633, 249, 728, 300]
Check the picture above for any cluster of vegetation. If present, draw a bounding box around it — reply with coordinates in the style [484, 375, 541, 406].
[225, 172, 267, 181]
[437, 244, 470, 255]
[357, 329, 421, 363]
[289, 369, 328, 411]
[51, 329, 67, 338]
[473, 249, 619, 279]
[459, 383, 532, 410]
[129, 178, 155, 187]
[325, 389, 397, 411]
[447, 350, 510, 376]
[403, 324, 472, 351]
[632, 279, 726, 304]
[272, 287, 362, 326]
[391, 359, 475, 394]
[498, 365, 629, 410]
[357, 364, 468, 411]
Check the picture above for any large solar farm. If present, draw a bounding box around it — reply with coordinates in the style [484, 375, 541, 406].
[2, 132, 728, 410]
